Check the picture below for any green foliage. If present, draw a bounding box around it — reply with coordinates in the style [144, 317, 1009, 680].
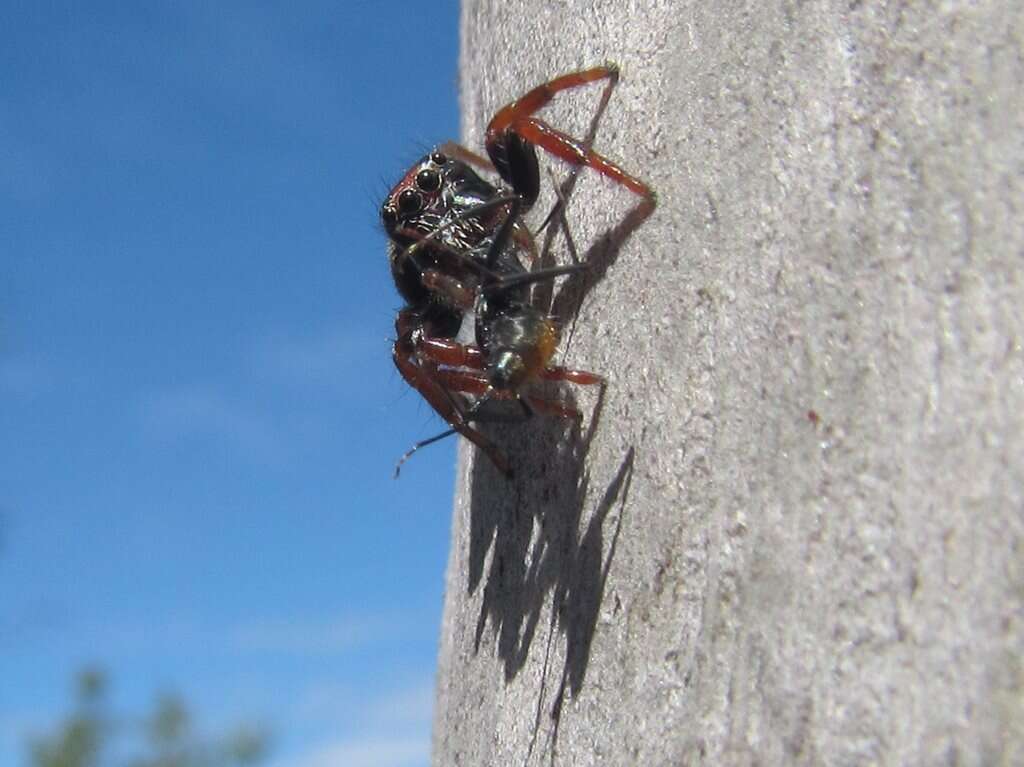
[29, 668, 107, 767]
[27, 669, 270, 767]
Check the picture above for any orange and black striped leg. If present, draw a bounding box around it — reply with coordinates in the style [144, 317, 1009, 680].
[393, 364, 521, 478]
[431, 369, 586, 423]
[393, 312, 511, 477]
[485, 65, 656, 202]
[416, 335, 487, 371]
[487, 66, 621, 137]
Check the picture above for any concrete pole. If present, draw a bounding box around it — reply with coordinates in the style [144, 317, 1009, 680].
[434, 1, 1023, 764]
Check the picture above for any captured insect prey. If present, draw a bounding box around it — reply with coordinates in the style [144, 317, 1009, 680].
[381, 64, 655, 478]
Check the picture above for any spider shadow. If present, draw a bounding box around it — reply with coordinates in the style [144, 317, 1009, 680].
[473, 180, 650, 691]
[458, 72, 651, 744]
[548, 199, 655, 322]
[465, 380, 636, 722]
[540, 443, 634, 761]
[457, 188, 647, 755]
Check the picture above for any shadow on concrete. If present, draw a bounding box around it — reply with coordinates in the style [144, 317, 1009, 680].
[456, 74, 651, 750]
[461, 161, 649, 687]
[543, 445, 633, 758]
[463, 442, 636, 767]
[465, 417, 635, 718]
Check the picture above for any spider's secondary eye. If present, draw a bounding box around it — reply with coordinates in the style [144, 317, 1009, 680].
[416, 169, 441, 193]
[430, 151, 448, 165]
[381, 205, 397, 229]
[398, 189, 422, 214]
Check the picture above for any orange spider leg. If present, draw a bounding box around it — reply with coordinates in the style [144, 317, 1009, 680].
[432, 369, 583, 421]
[485, 65, 655, 201]
[393, 311, 511, 476]
[486, 66, 619, 136]
[540, 366, 604, 385]
[416, 337, 602, 390]
[417, 335, 486, 370]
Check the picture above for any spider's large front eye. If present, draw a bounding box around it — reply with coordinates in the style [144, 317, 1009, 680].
[398, 189, 422, 215]
[416, 168, 441, 193]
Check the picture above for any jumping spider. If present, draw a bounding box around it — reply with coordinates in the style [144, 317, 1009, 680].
[381, 65, 655, 476]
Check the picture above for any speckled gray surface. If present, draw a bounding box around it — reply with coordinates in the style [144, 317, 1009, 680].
[433, 1, 1024, 765]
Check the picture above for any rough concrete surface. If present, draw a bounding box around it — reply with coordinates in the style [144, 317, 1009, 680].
[433, 1, 1023, 764]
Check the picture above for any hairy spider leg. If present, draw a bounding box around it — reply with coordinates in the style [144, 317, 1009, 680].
[392, 338, 599, 478]
[417, 336, 602, 388]
[485, 64, 656, 202]
[391, 377, 588, 479]
[393, 261, 601, 477]
[433, 368, 586, 420]
[392, 308, 512, 477]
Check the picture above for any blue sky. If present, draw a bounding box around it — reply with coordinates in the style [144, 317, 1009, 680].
[1, 3, 461, 767]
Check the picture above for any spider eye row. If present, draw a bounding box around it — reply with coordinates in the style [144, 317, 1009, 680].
[381, 151, 453, 228]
